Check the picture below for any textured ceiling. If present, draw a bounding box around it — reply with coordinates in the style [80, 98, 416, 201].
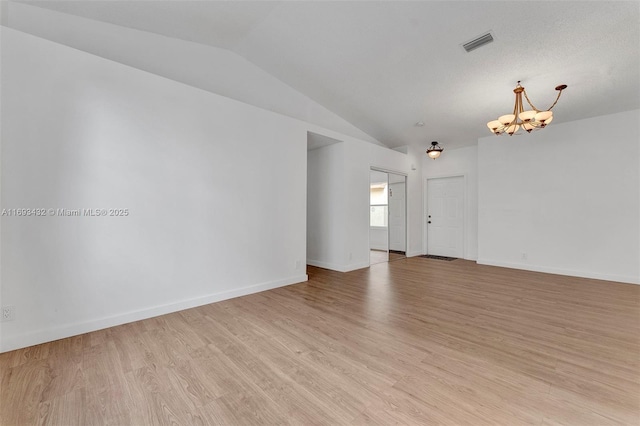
[20, 1, 640, 151]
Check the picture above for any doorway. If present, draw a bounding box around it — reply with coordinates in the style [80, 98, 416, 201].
[370, 169, 407, 265]
[425, 176, 464, 258]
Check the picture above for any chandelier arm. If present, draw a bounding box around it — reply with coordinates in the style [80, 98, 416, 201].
[547, 90, 564, 111]
[517, 93, 524, 123]
[523, 86, 566, 112]
[509, 92, 520, 126]
[509, 93, 520, 126]
[522, 88, 540, 112]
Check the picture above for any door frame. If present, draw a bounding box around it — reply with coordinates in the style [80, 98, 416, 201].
[424, 174, 466, 259]
[370, 167, 407, 265]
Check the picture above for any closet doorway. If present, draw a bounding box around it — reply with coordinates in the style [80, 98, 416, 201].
[369, 169, 406, 265]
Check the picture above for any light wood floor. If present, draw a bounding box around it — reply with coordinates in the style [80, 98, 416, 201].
[370, 249, 405, 265]
[1, 258, 639, 425]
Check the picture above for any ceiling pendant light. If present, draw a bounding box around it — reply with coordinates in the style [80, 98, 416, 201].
[426, 141, 443, 159]
[487, 81, 567, 136]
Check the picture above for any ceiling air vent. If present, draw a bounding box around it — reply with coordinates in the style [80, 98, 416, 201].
[462, 32, 494, 53]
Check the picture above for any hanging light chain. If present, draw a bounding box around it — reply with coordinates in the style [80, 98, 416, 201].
[522, 87, 540, 112]
[546, 89, 564, 111]
[523, 85, 565, 112]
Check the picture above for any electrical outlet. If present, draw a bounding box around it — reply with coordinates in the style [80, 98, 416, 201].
[295, 260, 301, 270]
[521, 252, 528, 261]
[1, 306, 15, 322]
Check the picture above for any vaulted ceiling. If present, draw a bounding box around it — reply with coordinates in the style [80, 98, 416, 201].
[18, 1, 640, 150]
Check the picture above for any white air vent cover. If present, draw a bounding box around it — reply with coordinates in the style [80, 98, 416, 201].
[462, 32, 494, 52]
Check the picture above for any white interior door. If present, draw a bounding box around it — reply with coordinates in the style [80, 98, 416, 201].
[389, 180, 406, 252]
[427, 176, 464, 258]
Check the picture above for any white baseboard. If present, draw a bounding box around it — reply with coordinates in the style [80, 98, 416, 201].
[307, 259, 370, 272]
[0, 274, 308, 353]
[476, 258, 640, 285]
[306, 259, 344, 271]
[342, 260, 371, 272]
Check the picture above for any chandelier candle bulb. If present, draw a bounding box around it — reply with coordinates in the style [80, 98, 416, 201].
[506, 124, 519, 135]
[487, 120, 502, 131]
[499, 114, 515, 126]
[519, 110, 537, 122]
[535, 111, 553, 123]
[487, 81, 566, 136]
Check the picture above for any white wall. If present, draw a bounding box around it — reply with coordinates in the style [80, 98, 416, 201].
[405, 146, 425, 257]
[369, 228, 388, 251]
[343, 140, 416, 270]
[305, 129, 419, 272]
[423, 145, 479, 260]
[0, 1, 6, 25]
[1, 27, 417, 352]
[5, 2, 427, 283]
[0, 9, 5, 346]
[6, 2, 380, 145]
[0, 27, 312, 352]
[477, 109, 640, 284]
[307, 142, 347, 270]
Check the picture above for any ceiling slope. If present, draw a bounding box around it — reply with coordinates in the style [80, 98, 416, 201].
[7, 1, 382, 144]
[14, 1, 640, 150]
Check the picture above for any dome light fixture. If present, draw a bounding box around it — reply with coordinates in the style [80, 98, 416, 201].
[487, 81, 567, 136]
[426, 141, 443, 159]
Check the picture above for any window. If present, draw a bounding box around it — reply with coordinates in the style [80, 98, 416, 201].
[370, 183, 388, 227]
[370, 206, 388, 227]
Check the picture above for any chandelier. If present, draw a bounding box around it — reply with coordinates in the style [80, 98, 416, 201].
[487, 81, 567, 136]
[426, 141, 443, 159]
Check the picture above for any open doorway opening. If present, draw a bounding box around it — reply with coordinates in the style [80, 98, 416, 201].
[369, 169, 406, 265]
[307, 132, 343, 271]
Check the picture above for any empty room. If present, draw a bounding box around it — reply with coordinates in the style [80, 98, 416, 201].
[1, 1, 639, 425]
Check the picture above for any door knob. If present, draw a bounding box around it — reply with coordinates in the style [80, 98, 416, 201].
[428, 221, 431, 224]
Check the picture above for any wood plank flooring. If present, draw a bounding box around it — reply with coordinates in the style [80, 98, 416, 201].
[1, 258, 639, 425]
[370, 250, 405, 265]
